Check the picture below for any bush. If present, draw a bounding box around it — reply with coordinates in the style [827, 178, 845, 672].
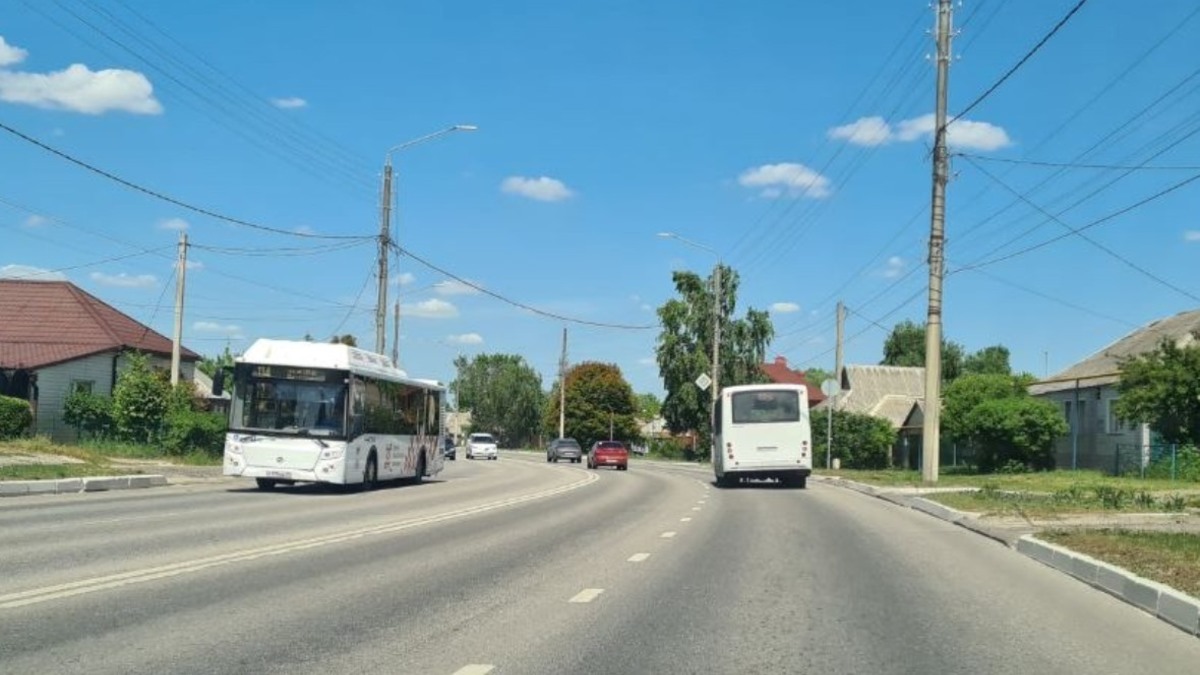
[968, 397, 1066, 473]
[1144, 445, 1200, 482]
[162, 409, 226, 456]
[112, 353, 171, 443]
[63, 390, 115, 439]
[0, 395, 33, 439]
[828, 410, 896, 469]
[648, 437, 690, 461]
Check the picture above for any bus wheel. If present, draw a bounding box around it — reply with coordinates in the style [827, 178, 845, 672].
[716, 474, 734, 488]
[255, 478, 277, 490]
[362, 455, 378, 491]
[413, 455, 426, 485]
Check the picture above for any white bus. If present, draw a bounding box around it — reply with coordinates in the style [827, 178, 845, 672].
[216, 339, 446, 491]
[712, 383, 813, 488]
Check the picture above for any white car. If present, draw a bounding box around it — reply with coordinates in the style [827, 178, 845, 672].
[466, 433, 499, 460]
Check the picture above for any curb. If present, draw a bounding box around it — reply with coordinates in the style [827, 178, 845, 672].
[814, 475, 1200, 638]
[0, 474, 168, 498]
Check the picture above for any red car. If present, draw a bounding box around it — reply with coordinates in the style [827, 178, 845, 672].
[588, 440, 629, 471]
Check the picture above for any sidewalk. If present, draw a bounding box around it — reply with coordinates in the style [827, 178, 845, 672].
[813, 474, 1200, 638]
[0, 457, 227, 498]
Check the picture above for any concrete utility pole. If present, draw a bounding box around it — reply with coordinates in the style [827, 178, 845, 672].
[170, 231, 188, 386]
[392, 300, 400, 367]
[834, 300, 845, 401]
[922, 0, 954, 484]
[711, 263, 722, 432]
[558, 327, 567, 439]
[375, 163, 394, 356]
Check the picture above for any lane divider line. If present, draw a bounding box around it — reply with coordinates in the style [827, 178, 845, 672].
[569, 588, 604, 603]
[660, 531, 677, 539]
[627, 553, 651, 563]
[451, 666, 495, 675]
[680, 517, 692, 522]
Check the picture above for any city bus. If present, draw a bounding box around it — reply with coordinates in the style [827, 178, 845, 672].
[215, 338, 445, 490]
[712, 383, 812, 488]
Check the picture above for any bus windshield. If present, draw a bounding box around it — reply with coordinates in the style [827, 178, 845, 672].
[731, 390, 801, 424]
[230, 365, 348, 437]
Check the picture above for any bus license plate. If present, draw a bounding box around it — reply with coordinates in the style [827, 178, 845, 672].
[266, 470, 291, 478]
[757, 446, 778, 452]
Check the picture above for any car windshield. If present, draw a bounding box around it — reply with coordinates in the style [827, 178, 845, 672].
[471, 434, 496, 444]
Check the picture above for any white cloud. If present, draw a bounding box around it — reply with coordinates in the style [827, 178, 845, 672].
[193, 321, 242, 338]
[1184, 230, 1200, 242]
[827, 116, 892, 146]
[185, 259, 204, 271]
[271, 96, 307, 109]
[882, 256, 905, 279]
[402, 298, 459, 318]
[0, 63, 162, 115]
[0, 264, 65, 280]
[770, 302, 801, 314]
[433, 279, 481, 296]
[89, 271, 157, 288]
[738, 163, 832, 199]
[501, 176, 574, 202]
[828, 113, 1012, 152]
[446, 332, 484, 345]
[22, 214, 49, 228]
[0, 37, 28, 67]
[392, 272, 416, 286]
[158, 217, 189, 231]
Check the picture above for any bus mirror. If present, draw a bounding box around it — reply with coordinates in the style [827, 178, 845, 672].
[212, 369, 226, 397]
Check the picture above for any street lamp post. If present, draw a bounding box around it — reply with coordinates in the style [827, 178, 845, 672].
[376, 124, 477, 358]
[657, 232, 722, 453]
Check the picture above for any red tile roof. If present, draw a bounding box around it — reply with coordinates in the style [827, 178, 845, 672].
[760, 356, 826, 405]
[0, 280, 200, 369]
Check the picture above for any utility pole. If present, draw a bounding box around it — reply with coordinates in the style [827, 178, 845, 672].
[711, 263, 722, 433]
[375, 163, 394, 356]
[834, 300, 845, 400]
[170, 231, 188, 386]
[922, 0, 954, 484]
[558, 327, 567, 439]
[392, 300, 400, 367]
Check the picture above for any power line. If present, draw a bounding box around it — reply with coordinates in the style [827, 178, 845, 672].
[0, 119, 373, 240]
[952, 0, 1091, 122]
[958, 153, 1200, 172]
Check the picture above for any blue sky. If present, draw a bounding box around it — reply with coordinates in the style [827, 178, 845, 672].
[2, 1, 1200, 397]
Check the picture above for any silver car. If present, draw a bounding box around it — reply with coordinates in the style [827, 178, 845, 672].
[547, 438, 583, 463]
[466, 433, 499, 460]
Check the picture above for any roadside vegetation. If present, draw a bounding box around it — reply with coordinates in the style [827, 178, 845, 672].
[1041, 530, 1200, 598]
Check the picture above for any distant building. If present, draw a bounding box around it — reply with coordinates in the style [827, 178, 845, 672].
[759, 356, 826, 408]
[813, 364, 925, 468]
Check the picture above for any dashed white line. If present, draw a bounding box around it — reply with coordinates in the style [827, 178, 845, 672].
[698, 500, 707, 504]
[569, 588, 605, 603]
[661, 531, 677, 538]
[691, 506, 702, 511]
[627, 553, 651, 563]
[680, 517, 693, 522]
[452, 666, 495, 675]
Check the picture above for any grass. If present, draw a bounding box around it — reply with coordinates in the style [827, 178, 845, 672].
[0, 463, 138, 481]
[821, 468, 1198, 493]
[0, 436, 219, 482]
[927, 488, 1199, 518]
[1041, 530, 1200, 598]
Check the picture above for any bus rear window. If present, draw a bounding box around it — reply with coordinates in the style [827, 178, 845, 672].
[731, 390, 801, 424]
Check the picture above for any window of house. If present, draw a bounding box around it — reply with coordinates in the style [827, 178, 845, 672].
[1106, 398, 1127, 434]
[1077, 400, 1088, 433]
[1063, 401, 1072, 426]
[71, 380, 94, 395]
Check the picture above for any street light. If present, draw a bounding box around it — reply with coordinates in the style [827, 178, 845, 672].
[376, 125, 477, 359]
[657, 232, 722, 453]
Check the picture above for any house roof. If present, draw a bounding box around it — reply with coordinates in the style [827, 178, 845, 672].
[0, 279, 200, 369]
[760, 356, 826, 405]
[1029, 308, 1200, 395]
[816, 364, 925, 429]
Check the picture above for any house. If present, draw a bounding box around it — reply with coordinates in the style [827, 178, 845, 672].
[760, 356, 826, 408]
[0, 279, 200, 442]
[814, 364, 925, 468]
[1027, 310, 1199, 472]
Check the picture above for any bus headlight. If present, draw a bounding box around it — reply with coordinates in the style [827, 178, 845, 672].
[320, 447, 345, 460]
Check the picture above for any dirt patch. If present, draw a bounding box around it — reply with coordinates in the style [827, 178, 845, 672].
[0, 453, 86, 466]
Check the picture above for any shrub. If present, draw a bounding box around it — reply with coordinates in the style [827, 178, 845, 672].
[162, 409, 226, 456]
[0, 395, 33, 439]
[828, 410, 896, 469]
[648, 437, 688, 461]
[967, 397, 1067, 472]
[63, 390, 115, 439]
[1144, 445, 1200, 482]
[112, 353, 171, 443]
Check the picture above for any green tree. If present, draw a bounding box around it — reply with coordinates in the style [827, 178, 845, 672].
[1114, 338, 1200, 445]
[967, 397, 1067, 472]
[112, 353, 172, 443]
[635, 392, 662, 421]
[544, 362, 639, 450]
[962, 345, 1012, 376]
[827, 410, 896, 469]
[453, 353, 545, 447]
[656, 264, 773, 449]
[941, 373, 1024, 442]
[197, 345, 236, 377]
[881, 320, 965, 381]
[63, 390, 115, 439]
[804, 367, 835, 389]
[330, 334, 357, 347]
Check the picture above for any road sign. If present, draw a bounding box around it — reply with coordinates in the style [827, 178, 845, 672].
[695, 373, 712, 391]
[820, 378, 840, 397]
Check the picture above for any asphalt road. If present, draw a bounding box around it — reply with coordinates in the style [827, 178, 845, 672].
[2, 454, 1199, 674]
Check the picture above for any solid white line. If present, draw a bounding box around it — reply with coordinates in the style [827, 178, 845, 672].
[660, 531, 677, 538]
[0, 472, 599, 610]
[680, 517, 692, 522]
[627, 552, 651, 563]
[569, 588, 605, 603]
[451, 666, 495, 675]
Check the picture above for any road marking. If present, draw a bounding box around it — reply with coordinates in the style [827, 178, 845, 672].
[451, 666, 495, 675]
[661, 531, 677, 538]
[0, 472, 599, 611]
[569, 588, 605, 603]
[627, 553, 651, 563]
[698, 500, 707, 504]
[691, 506, 702, 511]
[680, 517, 692, 522]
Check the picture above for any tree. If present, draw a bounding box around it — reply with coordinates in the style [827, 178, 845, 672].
[941, 373, 1025, 442]
[828, 410, 896, 469]
[967, 397, 1067, 472]
[544, 362, 639, 450]
[804, 367, 834, 389]
[962, 345, 1012, 376]
[1114, 338, 1200, 445]
[880, 320, 965, 381]
[634, 392, 662, 421]
[330, 334, 357, 347]
[452, 353, 545, 447]
[112, 353, 171, 443]
[656, 264, 773, 449]
[197, 345, 236, 377]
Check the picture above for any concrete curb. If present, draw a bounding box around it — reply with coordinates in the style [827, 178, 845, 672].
[813, 475, 1200, 638]
[0, 474, 168, 498]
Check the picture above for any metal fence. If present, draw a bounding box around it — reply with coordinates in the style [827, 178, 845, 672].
[1113, 443, 1200, 480]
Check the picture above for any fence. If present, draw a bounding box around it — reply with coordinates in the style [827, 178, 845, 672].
[1113, 444, 1200, 480]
